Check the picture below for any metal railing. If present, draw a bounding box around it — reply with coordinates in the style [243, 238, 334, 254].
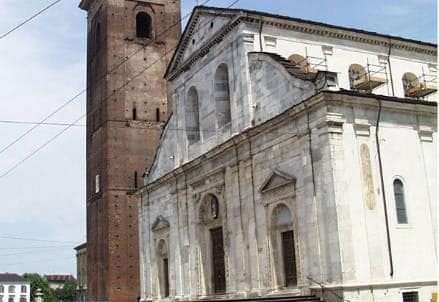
[307, 55, 328, 72]
[306, 277, 351, 302]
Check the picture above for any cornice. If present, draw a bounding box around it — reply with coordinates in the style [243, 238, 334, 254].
[79, 0, 92, 11]
[140, 91, 436, 194]
[167, 10, 437, 80]
[167, 14, 242, 80]
[243, 15, 436, 56]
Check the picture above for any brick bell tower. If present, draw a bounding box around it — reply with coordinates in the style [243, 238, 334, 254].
[79, 0, 181, 301]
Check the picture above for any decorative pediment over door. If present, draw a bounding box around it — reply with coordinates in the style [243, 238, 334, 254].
[151, 215, 170, 232]
[259, 170, 296, 193]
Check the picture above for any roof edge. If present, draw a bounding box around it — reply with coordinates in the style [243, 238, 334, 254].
[199, 6, 437, 48]
[74, 242, 87, 250]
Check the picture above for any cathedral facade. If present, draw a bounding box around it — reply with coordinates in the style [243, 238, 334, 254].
[137, 6, 437, 302]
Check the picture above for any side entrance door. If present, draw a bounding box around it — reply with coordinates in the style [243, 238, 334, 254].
[163, 258, 170, 297]
[282, 230, 297, 287]
[211, 227, 226, 294]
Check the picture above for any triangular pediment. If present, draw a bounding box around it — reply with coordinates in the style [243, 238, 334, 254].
[165, 7, 237, 78]
[260, 170, 296, 193]
[151, 215, 170, 231]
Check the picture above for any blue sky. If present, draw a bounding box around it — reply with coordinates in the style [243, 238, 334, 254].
[0, 0, 436, 275]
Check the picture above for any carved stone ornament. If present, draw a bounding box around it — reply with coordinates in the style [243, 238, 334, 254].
[215, 186, 224, 197]
[260, 170, 296, 193]
[151, 215, 170, 232]
[192, 192, 201, 203]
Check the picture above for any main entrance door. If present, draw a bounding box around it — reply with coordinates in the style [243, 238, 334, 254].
[210, 227, 226, 294]
[281, 230, 297, 287]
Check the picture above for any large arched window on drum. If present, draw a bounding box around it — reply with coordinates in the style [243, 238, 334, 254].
[393, 179, 408, 224]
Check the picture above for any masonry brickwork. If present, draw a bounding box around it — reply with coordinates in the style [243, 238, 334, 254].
[79, 0, 181, 301]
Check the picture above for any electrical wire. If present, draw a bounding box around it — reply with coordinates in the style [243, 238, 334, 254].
[0, 247, 74, 257]
[0, 236, 81, 244]
[0, 113, 86, 178]
[0, 120, 85, 127]
[0, 0, 213, 156]
[0, 0, 63, 40]
[0, 0, 242, 179]
[0, 245, 73, 250]
[0, 255, 74, 267]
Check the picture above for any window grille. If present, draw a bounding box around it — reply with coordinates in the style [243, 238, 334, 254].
[402, 291, 419, 302]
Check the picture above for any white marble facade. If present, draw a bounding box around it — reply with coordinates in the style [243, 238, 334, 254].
[137, 7, 437, 302]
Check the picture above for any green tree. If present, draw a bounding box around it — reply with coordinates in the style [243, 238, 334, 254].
[23, 273, 56, 302]
[55, 279, 77, 302]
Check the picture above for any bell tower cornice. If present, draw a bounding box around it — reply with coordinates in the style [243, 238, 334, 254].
[79, 0, 93, 11]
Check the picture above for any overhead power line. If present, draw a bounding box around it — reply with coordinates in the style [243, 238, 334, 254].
[0, 236, 81, 244]
[0, 90, 87, 155]
[0, 0, 63, 40]
[0, 114, 86, 178]
[0, 245, 73, 250]
[0, 247, 73, 257]
[0, 120, 86, 127]
[0, 255, 74, 267]
[0, 0, 241, 179]
[0, 0, 212, 156]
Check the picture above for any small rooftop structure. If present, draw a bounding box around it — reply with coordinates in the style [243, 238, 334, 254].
[45, 275, 75, 282]
[0, 273, 26, 283]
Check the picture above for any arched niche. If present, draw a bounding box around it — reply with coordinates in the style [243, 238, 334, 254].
[269, 203, 298, 289]
[214, 64, 232, 128]
[185, 86, 201, 144]
[156, 239, 170, 298]
[152, 215, 170, 298]
[197, 193, 226, 295]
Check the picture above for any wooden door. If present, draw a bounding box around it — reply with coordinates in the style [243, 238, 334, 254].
[282, 230, 297, 287]
[210, 227, 226, 294]
[163, 258, 169, 297]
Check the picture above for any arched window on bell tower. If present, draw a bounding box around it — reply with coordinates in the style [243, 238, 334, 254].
[136, 12, 152, 39]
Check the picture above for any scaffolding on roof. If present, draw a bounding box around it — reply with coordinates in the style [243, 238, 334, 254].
[350, 59, 388, 91]
[288, 48, 328, 74]
[404, 68, 437, 98]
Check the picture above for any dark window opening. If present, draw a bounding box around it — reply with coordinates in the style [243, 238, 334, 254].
[211, 227, 226, 294]
[156, 108, 160, 122]
[393, 179, 408, 224]
[136, 12, 152, 38]
[134, 171, 138, 189]
[95, 23, 101, 54]
[163, 258, 170, 297]
[133, 107, 137, 120]
[282, 230, 297, 287]
[403, 292, 419, 302]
